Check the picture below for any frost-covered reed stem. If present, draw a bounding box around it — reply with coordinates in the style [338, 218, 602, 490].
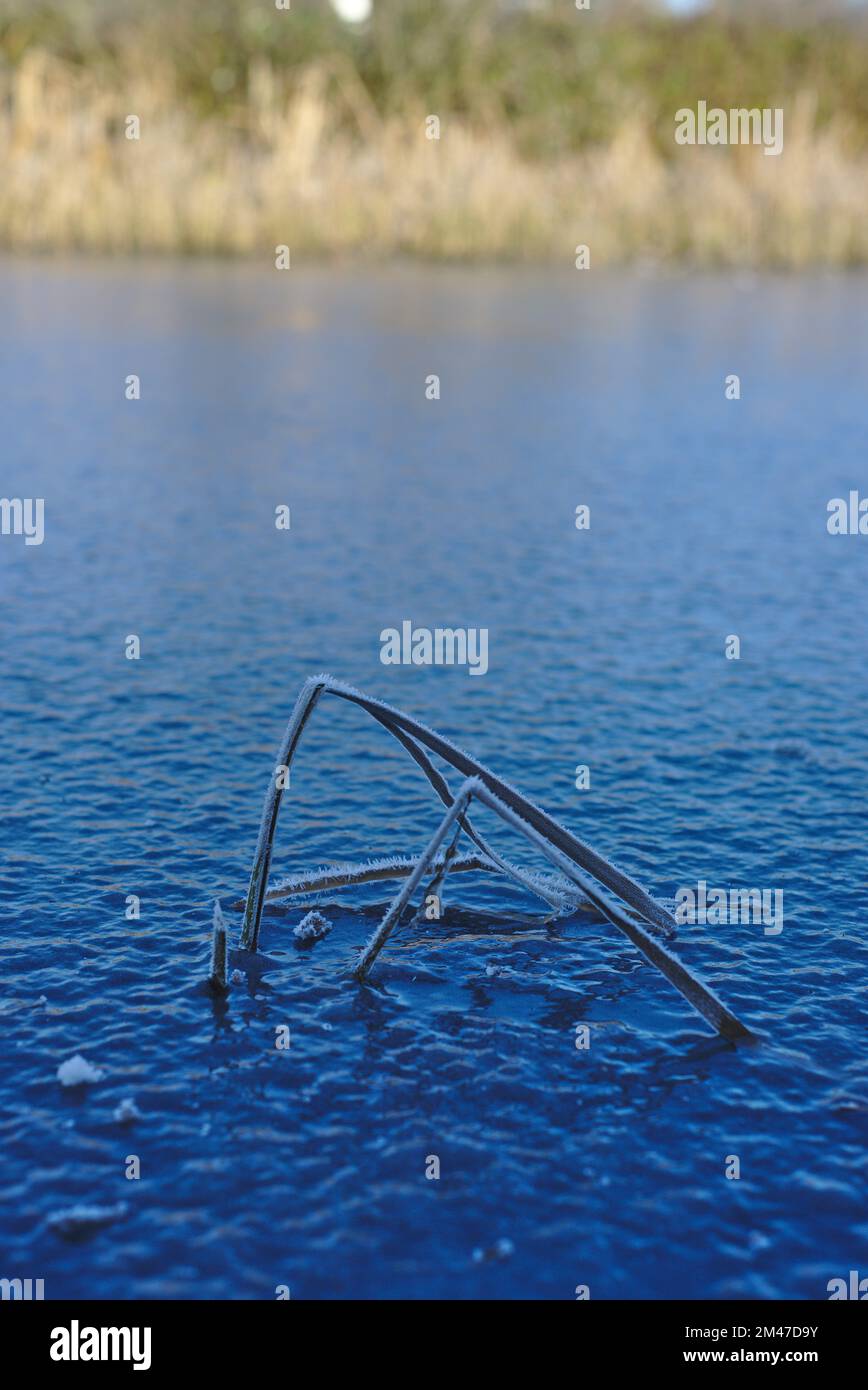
[354, 778, 753, 1042]
[242, 674, 648, 954]
[241, 678, 326, 951]
[354, 781, 478, 979]
[239, 676, 752, 1040]
[250, 852, 500, 905]
[467, 783, 753, 1043]
[413, 822, 463, 924]
[209, 901, 228, 992]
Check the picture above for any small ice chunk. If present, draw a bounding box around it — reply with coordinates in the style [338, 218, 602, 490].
[57, 1055, 104, 1087]
[47, 1202, 128, 1238]
[293, 910, 331, 942]
[114, 1098, 141, 1124]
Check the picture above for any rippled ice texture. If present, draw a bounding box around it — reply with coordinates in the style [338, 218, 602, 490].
[1, 263, 866, 1299]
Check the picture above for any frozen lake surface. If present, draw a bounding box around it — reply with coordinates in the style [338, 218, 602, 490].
[1, 262, 866, 1298]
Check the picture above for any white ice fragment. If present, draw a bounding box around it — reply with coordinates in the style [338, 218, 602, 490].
[57, 1055, 104, 1087]
[293, 909, 332, 942]
[47, 1202, 128, 1238]
[114, 1098, 141, 1123]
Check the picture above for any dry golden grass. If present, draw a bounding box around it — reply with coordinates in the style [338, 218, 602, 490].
[2, 51, 867, 266]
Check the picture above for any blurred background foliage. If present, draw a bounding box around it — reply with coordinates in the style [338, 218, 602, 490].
[2, 0, 867, 153]
[1, 0, 866, 261]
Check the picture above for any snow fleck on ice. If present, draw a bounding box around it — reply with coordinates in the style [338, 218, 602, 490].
[293, 909, 332, 942]
[57, 1054, 104, 1087]
[114, 1097, 141, 1123]
[47, 1202, 128, 1238]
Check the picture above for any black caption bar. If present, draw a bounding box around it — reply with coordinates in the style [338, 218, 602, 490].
[1, 1298, 863, 1375]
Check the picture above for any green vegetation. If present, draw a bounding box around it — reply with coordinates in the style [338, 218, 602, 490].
[1, 0, 867, 263]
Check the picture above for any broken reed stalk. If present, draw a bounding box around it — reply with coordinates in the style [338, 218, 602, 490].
[355, 778, 753, 1043]
[412, 823, 463, 926]
[208, 901, 228, 993]
[229, 851, 505, 909]
[242, 674, 666, 951]
[354, 785, 479, 979]
[241, 676, 753, 1041]
[365, 709, 567, 912]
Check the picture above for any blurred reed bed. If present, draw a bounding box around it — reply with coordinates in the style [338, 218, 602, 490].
[1, 0, 868, 265]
